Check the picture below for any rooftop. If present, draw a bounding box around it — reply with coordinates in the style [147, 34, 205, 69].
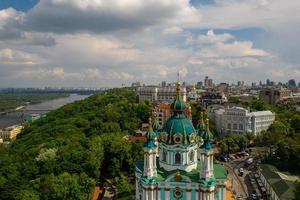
[260, 164, 298, 200]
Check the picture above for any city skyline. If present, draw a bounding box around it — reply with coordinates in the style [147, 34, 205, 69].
[0, 0, 299, 87]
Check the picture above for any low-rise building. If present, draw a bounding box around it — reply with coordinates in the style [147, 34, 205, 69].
[0, 125, 23, 140]
[198, 91, 227, 108]
[258, 164, 298, 200]
[214, 107, 275, 136]
[153, 102, 192, 128]
[187, 85, 198, 101]
[137, 86, 187, 103]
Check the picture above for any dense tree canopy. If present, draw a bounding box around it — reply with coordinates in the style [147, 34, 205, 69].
[0, 88, 150, 200]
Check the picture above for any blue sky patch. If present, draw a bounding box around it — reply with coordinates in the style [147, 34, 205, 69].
[0, 0, 39, 11]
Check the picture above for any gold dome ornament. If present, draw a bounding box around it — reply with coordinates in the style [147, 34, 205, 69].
[189, 133, 196, 143]
[174, 171, 182, 182]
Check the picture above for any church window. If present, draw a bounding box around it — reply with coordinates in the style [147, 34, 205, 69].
[163, 150, 167, 162]
[175, 153, 181, 164]
[227, 123, 231, 129]
[174, 134, 182, 144]
[239, 124, 243, 130]
[173, 187, 183, 199]
[189, 151, 194, 163]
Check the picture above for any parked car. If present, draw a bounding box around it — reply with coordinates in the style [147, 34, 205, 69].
[251, 192, 258, 200]
[245, 157, 254, 166]
[238, 168, 244, 176]
[229, 155, 236, 160]
[219, 154, 228, 162]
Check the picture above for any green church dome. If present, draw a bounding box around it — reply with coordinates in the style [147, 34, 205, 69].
[162, 113, 196, 145]
[171, 96, 186, 112]
[160, 81, 196, 145]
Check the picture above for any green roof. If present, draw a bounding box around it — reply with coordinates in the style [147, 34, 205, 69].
[260, 164, 296, 200]
[213, 163, 228, 179]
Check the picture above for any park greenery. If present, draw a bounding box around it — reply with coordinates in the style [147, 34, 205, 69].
[0, 93, 69, 111]
[0, 88, 151, 200]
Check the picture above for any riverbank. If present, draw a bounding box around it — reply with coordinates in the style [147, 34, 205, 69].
[0, 94, 89, 129]
[0, 93, 70, 111]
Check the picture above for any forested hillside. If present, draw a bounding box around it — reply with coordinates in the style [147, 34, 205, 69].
[0, 88, 151, 200]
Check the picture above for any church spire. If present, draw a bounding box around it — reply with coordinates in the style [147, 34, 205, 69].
[145, 117, 156, 149]
[201, 118, 214, 151]
[143, 117, 157, 179]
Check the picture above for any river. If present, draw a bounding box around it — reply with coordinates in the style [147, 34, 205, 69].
[0, 94, 90, 129]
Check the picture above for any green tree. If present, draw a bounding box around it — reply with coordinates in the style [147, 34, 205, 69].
[85, 136, 104, 178]
[117, 174, 134, 194]
[40, 172, 94, 200]
[268, 121, 289, 135]
[294, 181, 300, 200]
[236, 135, 248, 151]
[291, 114, 300, 133]
[250, 99, 270, 111]
[17, 190, 39, 200]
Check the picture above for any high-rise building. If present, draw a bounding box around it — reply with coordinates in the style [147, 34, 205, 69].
[237, 81, 244, 87]
[131, 81, 141, 87]
[135, 83, 228, 200]
[259, 88, 292, 104]
[204, 76, 213, 88]
[288, 79, 296, 88]
[266, 79, 271, 86]
[196, 81, 203, 89]
[161, 81, 166, 87]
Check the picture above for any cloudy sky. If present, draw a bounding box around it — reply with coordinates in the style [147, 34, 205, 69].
[0, 0, 299, 87]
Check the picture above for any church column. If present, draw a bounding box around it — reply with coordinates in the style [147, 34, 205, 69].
[156, 188, 160, 200]
[135, 179, 139, 200]
[165, 183, 170, 199]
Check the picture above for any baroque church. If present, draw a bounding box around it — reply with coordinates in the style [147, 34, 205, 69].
[135, 82, 228, 200]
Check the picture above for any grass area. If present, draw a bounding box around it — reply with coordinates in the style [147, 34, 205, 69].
[0, 93, 69, 111]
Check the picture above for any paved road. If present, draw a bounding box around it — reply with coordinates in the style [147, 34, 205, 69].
[224, 161, 247, 199]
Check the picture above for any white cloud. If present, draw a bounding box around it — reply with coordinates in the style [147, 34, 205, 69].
[0, 48, 37, 64]
[197, 30, 233, 44]
[24, 0, 198, 33]
[198, 40, 270, 58]
[162, 26, 183, 35]
[83, 68, 102, 78]
[0, 0, 299, 87]
[194, 0, 298, 29]
[15, 67, 83, 80]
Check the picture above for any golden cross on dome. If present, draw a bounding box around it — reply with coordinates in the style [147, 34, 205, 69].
[176, 72, 180, 98]
[148, 116, 153, 131]
[205, 118, 210, 131]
